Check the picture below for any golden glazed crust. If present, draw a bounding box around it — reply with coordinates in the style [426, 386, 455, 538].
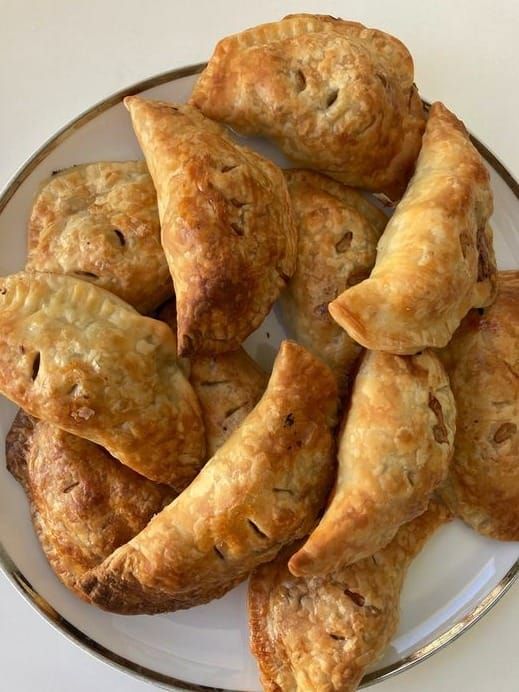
[6, 412, 175, 598]
[281, 170, 387, 392]
[438, 271, 519, 540]
[289, 349, 455, 577]
[26, 161, 172, 313]
[125, 96, 297, 356]
[329, 102, 496, 354]
[249, 501, 451, 692]
[0, 272, 204, 488]
[190, 14, 425, 198]
[158, 299, 267, 457]
[79, 341, 338, 614]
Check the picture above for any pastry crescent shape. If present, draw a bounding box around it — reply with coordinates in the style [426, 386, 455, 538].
[158, 299, 267, 457]
[6, 412, 175, 598]
[438, 271, 519, 540]
[0, 272, 205, 488]
[190, 14, 425, 198]
[280, 170, 387, 392]
[26, 161, 172, 313]
[249, 501, 451, 692]
[329, 102, 497, 354]
[289, 349, 455, 577]
[79, 341, 338, 614]
[124, 96, 297, 355]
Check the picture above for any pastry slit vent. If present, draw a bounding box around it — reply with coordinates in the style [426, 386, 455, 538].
[199, 380, 231, 387]
[326, 89, 339, 108]
[113, 229, 126, 246]
[74, 270, 99, 279]
[493, 422, 517, 444]
[272, 487, 294, 496]
[295, 69, 306, 92]
[31, 352, 41, 381]
[213, 546, 226, 560]
[329, 633, 346, 641]
[476, 226, 491, 281]
[377, 73, 388, 88]
[247, 519, 269, 539]
[230, 222, 245, 237]
[221, 164, 237, 173]
[62, 481, 80, 494]
[428, 393, 449, 443]
[406, 470, 416, 487]
[344, 589, 366, 607]
[224, 404, 245, 419]
[230, 198, 246, 208]
[335, 231, 353, 253]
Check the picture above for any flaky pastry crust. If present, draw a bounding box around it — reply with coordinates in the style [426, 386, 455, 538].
[6, 412, 175, 597]
[190, 14, 425, 198]
[125, 96, 297, 355]
[26, 161, 172, 313]
[329, 102, 496, 354]
[289, 349, 455, 577]
[249, 501, 451, 692]
[281, 170, 387, 392]
[438, 271, 519, 540]
[79, 341, 338, 614]
[0, 272, 204, 488]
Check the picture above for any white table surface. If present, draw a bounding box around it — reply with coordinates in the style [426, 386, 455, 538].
[0, 1, 517, 690]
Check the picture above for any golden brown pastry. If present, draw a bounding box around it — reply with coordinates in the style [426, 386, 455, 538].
[26, 161, 172, 313]
[124, 96, 297, 356]
[190, 14, 426, 198]
[6, 412, 175, 598]
[438, 271, 519, 540]
[249, 501, 451, 692]
[280, 170, 387, 392]
[80, 341, 338, 614]
[329, 102, 496, 354]
[0, 271, 204, 488]
[289, 349, 455, 577]
[158, 299, 267, 456]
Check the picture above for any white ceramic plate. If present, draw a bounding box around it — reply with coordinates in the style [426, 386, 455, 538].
[0, 65, 518, 692]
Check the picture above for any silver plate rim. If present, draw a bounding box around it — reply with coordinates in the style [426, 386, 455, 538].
[0, 62, 517, 692]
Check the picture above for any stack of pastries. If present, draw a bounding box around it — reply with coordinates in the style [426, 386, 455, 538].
[1, 14, 517, 692]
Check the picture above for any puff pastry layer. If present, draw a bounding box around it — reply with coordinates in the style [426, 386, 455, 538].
[281, 170, 387, 392]
[289, 349, 455, 577]
[329, 102, 496, 354]
[190, 14, 425, 198]
[6, 412, 175, 597]
[438, 271, 519, 540]
[26, 161, 172, 313]
[125, 96, 297, 355]
[80, 341, 338, 614]
[0, 272, 204, 488]
[249, 501, 451, 692]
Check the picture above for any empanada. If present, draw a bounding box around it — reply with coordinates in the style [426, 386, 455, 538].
[26, 161, 172, 313]
[80, 341, 338, 614]
[289, 349, 455, 577]
[190, 14, 425, 198]
[158, 299, 267, 456]
[0, 272, 204, 488]
[329, 102, 497, 354]
[438, 271, 519, 540]
[281, 170, 387, 392]
[125, 96, 297, 355]
[249, 501, 451, 692]
[6, 412, 175, 598]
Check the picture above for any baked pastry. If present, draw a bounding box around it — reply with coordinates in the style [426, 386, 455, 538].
[190, 14, 426, 198]
[329, 102, 496, 354]
[438, 271, 519, 540]
[289, 349, 455, 577]
[80, 341, 338, 614]
[26, 161, 172, 313]
[280, 170, 387, 392]
[6, 412, 175, 597]
[158, 299, 267, 457]
[249, 500, 451, 692]
[0, 271, 205, 488]
[125, 96, 297, 355]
